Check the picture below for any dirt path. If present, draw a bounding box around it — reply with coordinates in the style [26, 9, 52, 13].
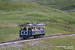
[64, 10, 75, 12]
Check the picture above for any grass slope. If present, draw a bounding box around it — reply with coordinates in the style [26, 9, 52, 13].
[68, 12, 75, 17]
[10, 0, 75, 10]
[0, 1, 36, 11]
[0, 1, 75, 42]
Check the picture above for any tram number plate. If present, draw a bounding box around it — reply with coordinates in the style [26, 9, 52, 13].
[35, 31, 41, 34]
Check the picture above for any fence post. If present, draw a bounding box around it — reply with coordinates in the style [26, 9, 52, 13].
[48, 33, 49, 36]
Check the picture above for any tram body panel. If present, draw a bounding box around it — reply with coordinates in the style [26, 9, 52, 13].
[32, 30, 45, 35]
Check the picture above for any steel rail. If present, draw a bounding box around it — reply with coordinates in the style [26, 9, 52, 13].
[0, 33, 75, 45]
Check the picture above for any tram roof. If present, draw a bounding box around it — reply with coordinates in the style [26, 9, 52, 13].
[19, 23, 45, 27]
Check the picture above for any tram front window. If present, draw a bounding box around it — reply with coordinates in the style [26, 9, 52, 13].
[23, 27, 26, 30]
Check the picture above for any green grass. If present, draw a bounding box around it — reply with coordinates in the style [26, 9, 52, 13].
[68, 12, 75, 17]
[0, 1, 37, 11]
[0, 35, 75, 50]
[0, 0, 11, 1]
[0, 1, 75, 42]
[1, 0, 75, 10]
[10, 0, 75, 11]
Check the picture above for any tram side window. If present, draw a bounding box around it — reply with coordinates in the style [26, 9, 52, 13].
[28, 28, 31, 30]
[42, 27, 44, 29]
[32, 27, 34, 30]
[40, 28, 42, 30]
[32, 27, 44, 31]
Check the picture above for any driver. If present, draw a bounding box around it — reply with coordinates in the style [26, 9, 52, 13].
[23, 27, 26, 30]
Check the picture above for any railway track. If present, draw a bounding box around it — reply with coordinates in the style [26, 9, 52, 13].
[0, 33, 75, 45]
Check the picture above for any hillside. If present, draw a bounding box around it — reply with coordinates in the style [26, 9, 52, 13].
[68, 12, 75, 17]
[0, 35, 75, 50]
[0, 1, 37, 11]
[2, 0, 75, 11]
[0, 1, 75, 42]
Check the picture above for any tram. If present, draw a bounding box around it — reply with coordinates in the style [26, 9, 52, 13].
[19, 23, 45, 39]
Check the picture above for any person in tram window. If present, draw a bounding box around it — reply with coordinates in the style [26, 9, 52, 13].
[28, 27, 31, 30]
[32, 27, 35, 30]
[34, 27, 37, 30]
[40, 27, 42, 30]
[42, 27, 44, 29]
[38, 27, 40, 30]
[23, 27, 26, 30]
[21, 29, 23, 30]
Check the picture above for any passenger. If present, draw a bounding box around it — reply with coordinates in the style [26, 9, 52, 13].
[42, 27, 44, 29]
[23, 27, 26, 30]
[40, 28, 42, 30]
[35, 28, 38, 30]
[28, 28, 31, 30]
[34, 27, 37, 30]
[21, 29, 23, 30]
[38, 27, 40, 30]
[32, 27, 35, 30]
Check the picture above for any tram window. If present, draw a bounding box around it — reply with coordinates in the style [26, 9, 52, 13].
[23, 27, 26, 30]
